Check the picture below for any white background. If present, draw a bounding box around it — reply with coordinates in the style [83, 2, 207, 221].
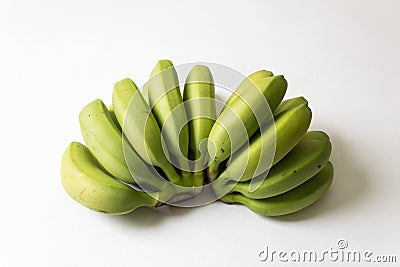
[1, 0, 399, 266]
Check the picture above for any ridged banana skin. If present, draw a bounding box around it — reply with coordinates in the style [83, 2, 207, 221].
[273, 96, 308, 117]
[108, 105, 122, 131]
[141, 83, 149, 103]
[230, 131, 332, 199]
[247, 70, 273, 80]
[207, 75, 287, 179]
[112, 78, 181, 183]
[183, 65, 216, 175]
[220, 161, 334, 216]
[271, 97, 312, 165]
[216, 97, 312, 183]
[61, 142, 158, 214]
[148, 60, 190, 171]
[224, 70, 273, 108]
[79, 99, 134, 183]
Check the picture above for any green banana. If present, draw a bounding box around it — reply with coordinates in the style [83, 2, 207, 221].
[207, 75, 287, 180]
[112, 78, 181, 184]
[226, 131, 332, 198]
[224, 70, 273, 108]
[220, 161, 334, 216]
[147, 60, 190, 174]
[79, 99, 134, 183]
[61, 142, 158, 214]
[183, 65, 216, 186]
[272, 97, 312, 164]
[215, 97, 312, 185]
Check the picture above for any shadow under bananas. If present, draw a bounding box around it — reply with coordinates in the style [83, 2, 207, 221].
[108, 205, 200, 228]
[266, 131, 369, 222]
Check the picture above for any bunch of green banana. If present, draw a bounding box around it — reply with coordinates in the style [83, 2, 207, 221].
[61, 60, 335, 217]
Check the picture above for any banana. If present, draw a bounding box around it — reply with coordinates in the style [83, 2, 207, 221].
[219, 161, 334, 216]
[79, 99, 134, 184]
[215, 97, 312, 185]
[112, 78, 181, 184]
[207, 75, 287, 180]
[226, 131, 332, 198]
[61, 142, 158, 214]
[272, 97, 312, 164]
[224, 70, 273, 108]
[183, 65, 216, 186]
[147, 60, 190, 174]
